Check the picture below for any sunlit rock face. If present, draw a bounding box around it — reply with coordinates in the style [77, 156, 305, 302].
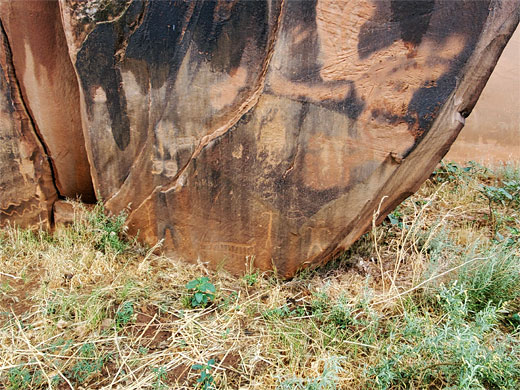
[0, 0, 518, 276]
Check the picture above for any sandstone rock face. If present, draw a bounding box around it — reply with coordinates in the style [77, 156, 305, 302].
[0, 1, 518, 276]
[0, 1, 94, 201]
[0, 20, 57, 228]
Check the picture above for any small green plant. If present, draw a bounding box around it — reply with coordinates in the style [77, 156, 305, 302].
[480, 183, 515, 207]
[68, 343, 111, 384]
[243, 255, 260, 286]
[243, 270, 259, 286]
[481, 180, 520, 206]
[7, 366, 36, 389]
[262, 304, 293, 320]
[185, 277, 216, 308]
[218, 290, 239, 311]
[455, 246, 520, 316]
[431, 161, 471, 184]
[327, 300, 356, 330]
[118, 279, 137, 300]
[310, 292, 329, 320]
[115, 300, 134, 329]
[367, 278, 520, 390]
[386, 207, 403, 228]
[277, 356, 344, 389]
[151, 366, 168, 389]
[479, 180, 520, 238]
[192, 359, 216, 390]
[87, 202, 129, 254]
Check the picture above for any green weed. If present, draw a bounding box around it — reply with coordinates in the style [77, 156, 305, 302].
[185, 277, 216, 308]
[151, 366, 168, 389]
[87, 202, 129, 254]
[277, 356, 344, 389]
[115, 300, 135, 329]
[61, 343, 112, 384]
[192, 358, 216, 390]
[455, 246, 520, 316]
[431, 161, 473, 185]
[7, 366, 38, 389]
[368, 284, 520, 389]
[243, 271, 259, 286]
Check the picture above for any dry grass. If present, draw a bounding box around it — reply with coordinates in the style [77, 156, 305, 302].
[1, 161, 519, 389]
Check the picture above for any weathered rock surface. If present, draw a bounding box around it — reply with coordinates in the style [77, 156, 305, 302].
[0, 0, 518, 276]
[0, 1, 94, 201]
[0, 20, 57, 228]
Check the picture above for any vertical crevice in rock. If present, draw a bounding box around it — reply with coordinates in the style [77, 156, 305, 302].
[0, 19, 60, 221]
[1, 0, 97, 204]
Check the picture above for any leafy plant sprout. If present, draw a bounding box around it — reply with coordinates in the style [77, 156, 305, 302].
[185, 277, 216, 308]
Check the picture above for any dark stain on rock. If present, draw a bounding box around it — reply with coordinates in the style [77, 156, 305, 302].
[283, 0, 322, 83]
[0, 63, 14, 115]
[390, 0, 435, 47]
[331, 81, 365, 121]
[358, 2, 399, 58]
[370, 107, 411, 127]
[263, 0, 364, 120]
[76, 23, 130, 150]
[125, 0, 198, 89]
[191, 0, 268, 75]
[274, 176, 342, 220]
[156, 190, 176, 243]
[124, 0, 269, 91]
[194, 102, 346, 221]
[356, 0, 491, 144]
[358, 0, 434, 59]
[407, 0, 490, 140]
[75, 1, 146, 151]
[265, 79, 366, 121]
